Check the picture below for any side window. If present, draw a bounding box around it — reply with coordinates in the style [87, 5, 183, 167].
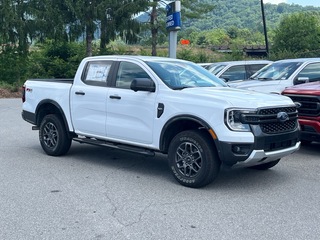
[82, 61, 112, 86]
[247, 64, 267, 77]
[221, 65, 246, 81]
[116, 62, 150, 89]
[296, 63, 320, 83]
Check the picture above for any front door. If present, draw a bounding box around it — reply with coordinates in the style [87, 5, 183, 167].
[106, 61, 157, 144]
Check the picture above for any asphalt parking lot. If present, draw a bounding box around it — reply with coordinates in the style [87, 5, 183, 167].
[1, 98, 320, 240]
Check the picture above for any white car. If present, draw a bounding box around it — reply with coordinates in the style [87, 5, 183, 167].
[230, 58, 320, 94]
[207, 60, 272, 82]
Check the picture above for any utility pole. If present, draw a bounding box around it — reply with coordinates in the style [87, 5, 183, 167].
[260, 0, 269, 56]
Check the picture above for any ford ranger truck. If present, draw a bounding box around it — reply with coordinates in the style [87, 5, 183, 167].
[22, 55, 301, 188]
[282, 81, 320, 144]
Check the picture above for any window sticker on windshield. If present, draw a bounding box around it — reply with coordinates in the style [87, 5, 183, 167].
[86, 63, 110, 82]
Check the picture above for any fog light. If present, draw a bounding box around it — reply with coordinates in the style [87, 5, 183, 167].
[232, 145, 251, 155]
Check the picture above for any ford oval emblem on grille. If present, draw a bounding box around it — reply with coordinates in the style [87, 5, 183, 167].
[277, 112, 289, 123]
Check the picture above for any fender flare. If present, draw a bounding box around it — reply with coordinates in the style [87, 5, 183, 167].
[159, 114, 215, 151]
[35, 99, 70, 132]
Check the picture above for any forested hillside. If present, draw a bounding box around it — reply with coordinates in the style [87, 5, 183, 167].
[183, 0, 320, 31]
[1, 0, 320, 88]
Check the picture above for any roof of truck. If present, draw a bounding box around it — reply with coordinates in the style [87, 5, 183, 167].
[83, 55, 189, 62]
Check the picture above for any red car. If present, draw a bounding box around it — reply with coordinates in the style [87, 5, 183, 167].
[282, 81, 320, 144]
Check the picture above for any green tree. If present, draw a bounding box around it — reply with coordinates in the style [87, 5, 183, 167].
[142, 0, 215, 56]
[271, 12, 320, 56]
[0, 0, 36, 55]
[24, 0, 149, 56]
[98, 0, 149, 48]
[68, 0, 148, 56]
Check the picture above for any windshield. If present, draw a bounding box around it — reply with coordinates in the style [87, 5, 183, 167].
[250, 61, 302, 80]
[207, 63, 227, 75]
[146, 60, 227, 89]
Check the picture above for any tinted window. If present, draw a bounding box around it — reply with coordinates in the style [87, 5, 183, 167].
[295, 62, 320, 84]
[247, 64, 268, 77]
[116, 62, 151, 89]
[220, 65, 246, 81]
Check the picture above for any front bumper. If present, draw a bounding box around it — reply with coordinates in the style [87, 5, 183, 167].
[233, 141, 300, 167]
[218, 128, 300, 167]
[299, 118, 320, 143]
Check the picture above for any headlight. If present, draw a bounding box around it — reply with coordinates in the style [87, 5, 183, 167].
[225, 108, 256, 132]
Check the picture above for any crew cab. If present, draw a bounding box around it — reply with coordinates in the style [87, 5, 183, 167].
[282, 81, 320, 144]
[230, 58, 320, 94]
[22, 55, 300, 188]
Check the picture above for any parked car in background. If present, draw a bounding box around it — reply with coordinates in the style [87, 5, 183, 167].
[206, 60, 272, 82]
[197, 63, 213, 69]
[230, 58, 320, 94]
[282, 81, 320, 144]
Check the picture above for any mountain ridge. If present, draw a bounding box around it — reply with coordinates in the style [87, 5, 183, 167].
[180, 0, 320, 31]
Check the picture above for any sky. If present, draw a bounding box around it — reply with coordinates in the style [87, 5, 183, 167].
[264, 0, 320, 7]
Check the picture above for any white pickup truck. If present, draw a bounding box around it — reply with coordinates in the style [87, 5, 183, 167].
[22, 55, 300, 188]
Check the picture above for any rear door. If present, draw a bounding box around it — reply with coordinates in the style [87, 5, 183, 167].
[70, 61, 113, 137]
[106, 61, 157, 144]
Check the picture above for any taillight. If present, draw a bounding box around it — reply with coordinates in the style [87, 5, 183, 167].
[22, 85, 26, 103]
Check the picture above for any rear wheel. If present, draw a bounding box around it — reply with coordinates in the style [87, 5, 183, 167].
[249, 159, 280, 170]
[168, 130, 221, 188]
[39, 114, 72, 156]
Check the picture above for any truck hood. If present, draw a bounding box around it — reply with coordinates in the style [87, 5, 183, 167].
[179, 86, 294, 109]
[282, 81, 320, 95]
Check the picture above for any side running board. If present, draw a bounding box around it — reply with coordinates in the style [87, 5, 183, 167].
[73, 137, 155, 156]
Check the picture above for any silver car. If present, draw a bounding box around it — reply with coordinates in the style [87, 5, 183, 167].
[207, 60, 272, 82]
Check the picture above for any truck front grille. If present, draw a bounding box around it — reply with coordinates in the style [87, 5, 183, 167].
[242, 106, 298, 134]
[282, 94, 320, 117]
[260, 120, 297, 134]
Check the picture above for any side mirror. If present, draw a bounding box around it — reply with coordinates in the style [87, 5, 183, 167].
[294, 77, 309, 85]
[130, 78, 155, 92]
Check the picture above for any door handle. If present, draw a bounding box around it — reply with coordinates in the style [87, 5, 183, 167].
[75, 91, 85, 95]
[109, 95, 121, 99]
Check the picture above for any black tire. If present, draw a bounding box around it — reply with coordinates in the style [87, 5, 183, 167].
[39, 114, 72, 156]
[168, 130, 221, 188]
[249, 159, 280, 170]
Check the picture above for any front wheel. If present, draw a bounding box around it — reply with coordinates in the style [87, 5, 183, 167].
[249, 159, 280, 170]
[39, 114, 72, 156]
[168, 130, 221, 188]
